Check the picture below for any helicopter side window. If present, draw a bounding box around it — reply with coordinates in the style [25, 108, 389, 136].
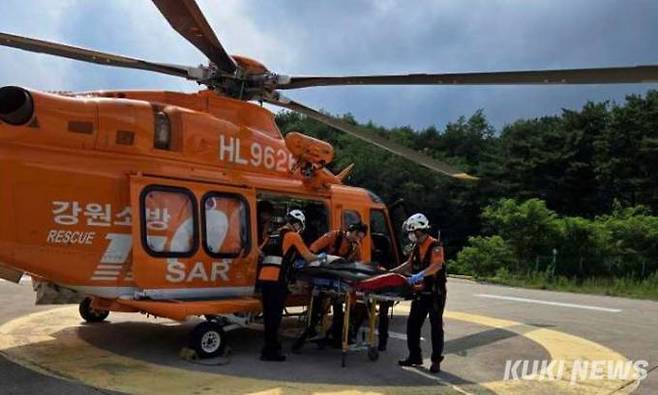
[140, 186, 199, 258]
[202, 192, 251, 258]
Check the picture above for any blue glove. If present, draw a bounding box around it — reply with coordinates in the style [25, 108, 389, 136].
[294, 258, 307, 269]
[317, 252, 327, 263]
[408, 272, 424, 285]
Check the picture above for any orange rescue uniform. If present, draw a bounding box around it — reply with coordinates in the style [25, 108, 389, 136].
[310, 230, 361, 261]
[257, 229, 314, 283]
[416, 236, 444, 268]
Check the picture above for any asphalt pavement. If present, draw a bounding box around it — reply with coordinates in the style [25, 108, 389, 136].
[0, 277, 656, 395]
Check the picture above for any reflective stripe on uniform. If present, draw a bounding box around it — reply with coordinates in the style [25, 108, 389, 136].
[263, 256, 283, 266]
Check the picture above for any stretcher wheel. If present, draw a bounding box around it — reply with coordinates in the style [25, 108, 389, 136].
[368, 346, 379, 361]
[189, 321, 226, 359]
[79, 297, 109, 323]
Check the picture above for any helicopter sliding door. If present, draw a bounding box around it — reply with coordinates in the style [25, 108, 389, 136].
[129, 175, 257, 297]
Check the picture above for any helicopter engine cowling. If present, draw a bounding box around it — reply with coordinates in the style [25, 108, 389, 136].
[0, 86, 34, 126]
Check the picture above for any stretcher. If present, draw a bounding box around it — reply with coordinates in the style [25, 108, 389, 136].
[296, 258, 412, 367]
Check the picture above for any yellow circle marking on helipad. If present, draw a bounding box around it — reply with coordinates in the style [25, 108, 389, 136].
[452, 311, 639, 394]
[0, 305, 640, 395]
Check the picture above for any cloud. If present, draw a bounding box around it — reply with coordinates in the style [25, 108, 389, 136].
[0, 0, 78, 90]
[0, 0, 656, 129]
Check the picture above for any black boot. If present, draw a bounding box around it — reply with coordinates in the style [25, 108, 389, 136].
[294, 324, 321, 352]
[291, 334, 307, 353]
[398, 357, 423, 367]
[378, 337, 388, 352]
[260, 346, 286, 362]
[430, 356, 444, 373]
[260, 352, 286, 362]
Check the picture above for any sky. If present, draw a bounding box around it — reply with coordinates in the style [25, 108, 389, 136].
[1, 0, 657, 131]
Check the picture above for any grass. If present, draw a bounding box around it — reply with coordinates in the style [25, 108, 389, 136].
[475, 270, 658, 301]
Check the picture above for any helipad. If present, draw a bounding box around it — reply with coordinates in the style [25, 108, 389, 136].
[0, 300, 639, 395]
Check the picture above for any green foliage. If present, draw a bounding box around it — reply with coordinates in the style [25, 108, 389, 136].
[482, 198, 560, 268]
[555, 217, 606, 277]
[595, 205, 658, 277]
[454, 197, 658, 281]
[450, 235, 515, 277]
[274, 90, 658, 293]
[497, 92, 658, 215]
[486, 271, 658, 301]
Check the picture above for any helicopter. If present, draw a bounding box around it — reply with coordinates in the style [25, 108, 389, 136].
[0, 0, 657, 358]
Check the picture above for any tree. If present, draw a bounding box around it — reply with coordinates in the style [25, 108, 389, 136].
[557, 217, 606, 278]
[596, 204, 658, 278]
[274, 90, 658, 271]
[482, 199, 560, 269]
[594, 91, 658, 212]
[452, 235, 516, 277]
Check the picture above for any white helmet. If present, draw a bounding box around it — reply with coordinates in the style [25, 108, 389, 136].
[286, 209, 306, 231]
[405, 213, 430, 232]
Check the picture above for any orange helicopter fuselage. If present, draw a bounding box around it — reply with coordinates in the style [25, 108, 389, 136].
[0, 87, 399, 317]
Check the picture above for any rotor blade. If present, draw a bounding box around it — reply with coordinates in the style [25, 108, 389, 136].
[152, 0, 237, 74]
[278, 65, 658, 89]
[0, 32, 194, 79]
[265, 94, 477, 181]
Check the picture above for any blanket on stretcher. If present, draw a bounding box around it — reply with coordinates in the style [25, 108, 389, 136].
[297, 259, 411, 298]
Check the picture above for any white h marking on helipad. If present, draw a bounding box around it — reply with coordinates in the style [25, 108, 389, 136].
[475, 294, 622, 313]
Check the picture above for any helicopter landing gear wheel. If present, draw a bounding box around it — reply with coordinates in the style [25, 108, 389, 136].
[189, 321, 227, 359]
[79, 297, 109, 323]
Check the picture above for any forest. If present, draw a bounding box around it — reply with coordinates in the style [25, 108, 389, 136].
[275, 90, 658, 297]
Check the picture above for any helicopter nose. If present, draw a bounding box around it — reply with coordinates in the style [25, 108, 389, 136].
[0, 86, 34, 126]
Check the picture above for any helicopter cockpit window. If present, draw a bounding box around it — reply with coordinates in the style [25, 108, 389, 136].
[202, 192, 251, 258]
[140, 186, 198, 257]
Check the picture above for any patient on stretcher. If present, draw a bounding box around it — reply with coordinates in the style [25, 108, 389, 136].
[297, 255, 410, 294]
[291, 255, 412, 352]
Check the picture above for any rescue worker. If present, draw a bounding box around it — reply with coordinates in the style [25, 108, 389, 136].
[310, 222, 368, 261]
[292, 222, 369, 351]
[393, 213, 446, 373]
[257, 209, 321, 361]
